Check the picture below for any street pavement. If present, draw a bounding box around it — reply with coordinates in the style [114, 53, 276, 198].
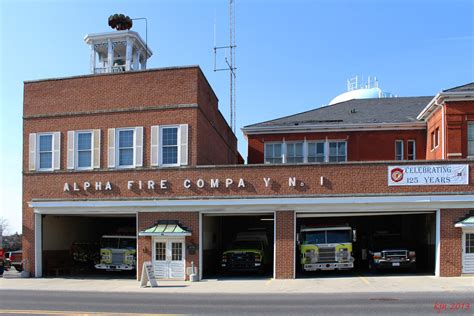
[1, 271, 473, 294]
[0, 289, 473, 315]
[1, 270, 473, 315]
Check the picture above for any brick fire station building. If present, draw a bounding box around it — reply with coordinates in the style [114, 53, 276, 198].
[23, 30, 474, 280]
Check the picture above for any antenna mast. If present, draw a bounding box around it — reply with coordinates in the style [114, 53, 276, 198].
[214, 0, 237, 132]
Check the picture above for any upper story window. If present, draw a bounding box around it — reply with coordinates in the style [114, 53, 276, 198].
[150, 124, 188, 167]
[38, 134, 53, 170]
[67, 130, 100, 170]
[263, 140, 347, 164]
[328, 141, 347, 162]
[286, 142, 304, 163]
[308, 142, 325, 162]
[161, 127, 179, 165]
[264, 143, 283, 164]
[431, 127, 440, 150]
[107, 127, 143, 169]
[468, 122, 474, 157]
[395, 140, 404, 160]
[76, 132, 92, 168]
[407, 140, 416, 160]
[117, 129, 135, 167]
[29, 132, 61, 171]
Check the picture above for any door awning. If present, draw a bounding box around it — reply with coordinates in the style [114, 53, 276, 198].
[139, 220, 192, 237]
[455, 216, 474, 228]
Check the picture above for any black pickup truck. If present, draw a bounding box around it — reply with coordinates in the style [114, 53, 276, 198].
[368, 232, 416, 272]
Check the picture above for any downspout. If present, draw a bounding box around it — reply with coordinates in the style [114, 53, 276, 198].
[441, 104, 445, 159]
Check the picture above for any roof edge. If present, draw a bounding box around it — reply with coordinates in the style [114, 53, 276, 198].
[23, 65, 202, 84]
[242, 121, 427, 135]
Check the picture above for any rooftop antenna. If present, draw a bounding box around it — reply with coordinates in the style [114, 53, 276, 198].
[214, 0, 237, 132]
[131, 17, 148, 68]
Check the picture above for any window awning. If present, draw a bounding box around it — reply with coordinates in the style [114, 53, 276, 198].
[455, 216, 474, 228]
[139, 220, 192, 237]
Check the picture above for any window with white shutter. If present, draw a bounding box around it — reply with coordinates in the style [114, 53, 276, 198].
[151, 125, 188, 167]
[108, 128, 116, 168]
[29, 133, 36, 171]
[32, 132, 60, 171]
[160, 126, 179, 166]
[93, 129, 101, 168]
[110, 127, 143, 168]
[179, 124, 188, 166]
[150, 125, 160, 166]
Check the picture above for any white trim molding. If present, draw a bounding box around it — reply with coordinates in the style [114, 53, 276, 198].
[243, 122, 427, 136]
[29, 194, 474, 215]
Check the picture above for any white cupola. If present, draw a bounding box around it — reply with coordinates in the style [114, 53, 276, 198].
[84, 30, 152, 74]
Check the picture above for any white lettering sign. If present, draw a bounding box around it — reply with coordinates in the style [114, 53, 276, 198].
[388, 164, 469, 186]
[63, 176, 306, 193]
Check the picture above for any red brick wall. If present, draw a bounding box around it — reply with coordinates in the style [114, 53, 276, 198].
[24, 67, 200, 117]
[426, 106, 444, 160]
[23, 109, 198, 170]
[196, 109, 239, 165]
[445, 101, 474, 159]
[137, 212, 199, 281]
[275, 211, 295, 279]
[439, 209, 470, 277]
[195, 68, 239, 165]
[247, 129, 427, 164]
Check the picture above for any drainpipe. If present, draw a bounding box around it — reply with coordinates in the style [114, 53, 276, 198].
[441, 103, 445, 159]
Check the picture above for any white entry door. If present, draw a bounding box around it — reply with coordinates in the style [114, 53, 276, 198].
[153, 238, 186, 280]
[462, 232, 474, 274]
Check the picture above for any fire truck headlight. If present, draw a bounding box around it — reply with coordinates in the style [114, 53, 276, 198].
[305, 249, 317, 263]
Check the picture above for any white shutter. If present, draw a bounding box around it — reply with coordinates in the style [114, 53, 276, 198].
[179, 124, 189, 166]
[135, 126, 143, 167]
[108, 128, 116, 168]
[93, 129, 101, 168]
[67, 131, 75, 169]
[53, 132, 61, 170]
[150, 125, 160, 166]
[29, 133, 37, 171]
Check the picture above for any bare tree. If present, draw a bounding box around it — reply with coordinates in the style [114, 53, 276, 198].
[0, 217, 10, 236]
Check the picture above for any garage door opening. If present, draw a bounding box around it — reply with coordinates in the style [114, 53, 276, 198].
[41, 214, 136, 278]
[296, 212, 436, 278]
[202, 214, 274, 279]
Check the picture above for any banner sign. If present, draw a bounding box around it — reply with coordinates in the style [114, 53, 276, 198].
[388, 164, 469, 186]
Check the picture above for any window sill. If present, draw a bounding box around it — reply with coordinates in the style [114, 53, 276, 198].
[37, 168, 54, 172]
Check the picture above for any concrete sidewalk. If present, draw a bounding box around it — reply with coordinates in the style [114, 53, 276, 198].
[1, 271, 473, 294]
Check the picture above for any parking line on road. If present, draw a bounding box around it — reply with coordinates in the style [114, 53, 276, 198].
[0, 310, 180, 316]
[357, 274, 370, 285]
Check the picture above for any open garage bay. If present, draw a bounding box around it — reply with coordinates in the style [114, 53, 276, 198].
[296, 212, 436, 278]
[202, 214, 274, 279]
[41, 214, 137, 278]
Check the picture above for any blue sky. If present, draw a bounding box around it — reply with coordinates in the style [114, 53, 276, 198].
[1, 0, 473, 233]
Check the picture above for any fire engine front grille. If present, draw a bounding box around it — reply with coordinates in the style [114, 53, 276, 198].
[229, 253, 255, 262]
[112, 253, 123, 264]
[318, 247, 335, 262]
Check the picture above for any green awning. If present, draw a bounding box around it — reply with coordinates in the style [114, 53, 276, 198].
[139, 220, 192, 237]
[455, 216, 474, 228]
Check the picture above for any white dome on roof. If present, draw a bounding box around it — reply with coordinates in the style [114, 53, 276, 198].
[329, 87, 396, 105]
[329, 77, 396, 105]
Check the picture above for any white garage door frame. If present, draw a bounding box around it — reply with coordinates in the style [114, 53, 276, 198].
[198, 211, 276, 281]
[33, 211, 137, 278]
[295, 209, 441, 277]
[461, 229, 474, 274]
